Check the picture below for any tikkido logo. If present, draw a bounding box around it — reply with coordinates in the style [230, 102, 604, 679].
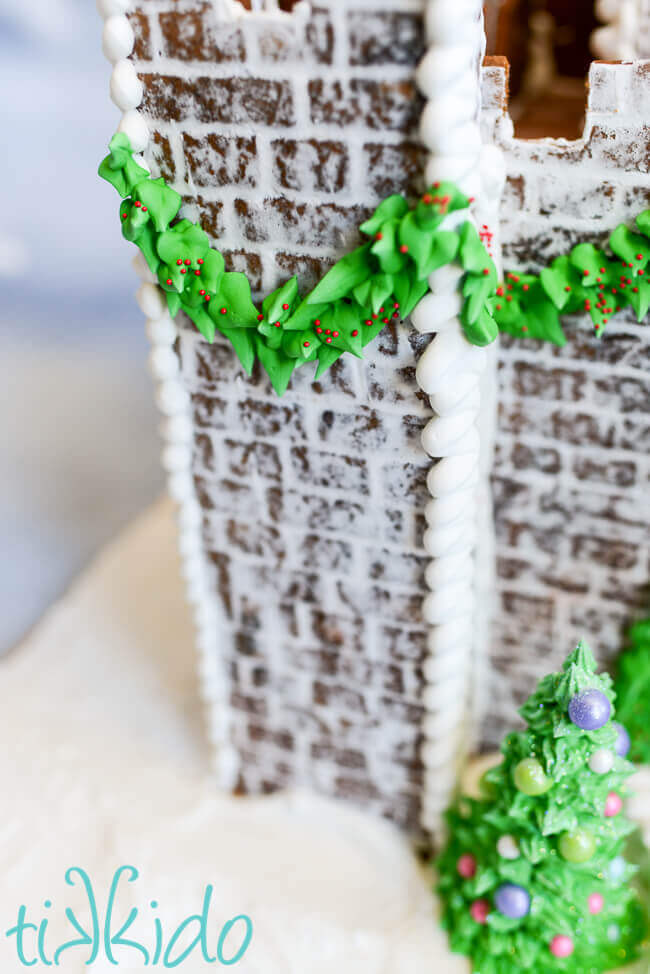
[5, 866, 253, 968]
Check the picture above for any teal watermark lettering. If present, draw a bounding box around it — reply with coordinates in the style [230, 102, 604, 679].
[5, 866, 253, 968]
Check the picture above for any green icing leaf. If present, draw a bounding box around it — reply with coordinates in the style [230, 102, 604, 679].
[166, 291, 182, 317]
[314, 343, 345, 379]
[218, 272, 259, 328]
[398, 212, 433, 278]
[359, 195, 409, 236]
[133, 177, 181, 233]
[183, 304, 215, 342]
[220, 326, 255, 375]
[569, 242, 607, 283]
[423, 231, 460, 278]
[609, 225, 650, 269]
[263, 276, 299, 323]
[370, 274, 394, 315]
[307, 245, 373, 305]
[157, 223, 210, 266]
[255, 335, 296, 396]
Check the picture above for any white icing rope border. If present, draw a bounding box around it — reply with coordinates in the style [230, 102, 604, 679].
[591, 0, 637, 60]
[414, 0, 502, 839]
[97, 0, 239, 789]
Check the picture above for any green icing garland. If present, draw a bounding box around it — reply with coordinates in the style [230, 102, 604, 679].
[614, 617, 650, 764]
[436, 643, 645, 974]
[100, 133, 650, 395]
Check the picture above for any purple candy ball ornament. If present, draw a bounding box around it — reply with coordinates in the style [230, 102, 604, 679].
[494, 883, 531, 919]
[568, 689, 611, 730]
[612, 721, 630, 758]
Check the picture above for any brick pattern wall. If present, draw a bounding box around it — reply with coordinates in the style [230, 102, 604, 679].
[482, 58, 650, 745]
[130, 0, 437, 833]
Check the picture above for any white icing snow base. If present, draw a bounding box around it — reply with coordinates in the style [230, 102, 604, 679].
[1, 499, 648, 972]
[0, 498, 465, 974]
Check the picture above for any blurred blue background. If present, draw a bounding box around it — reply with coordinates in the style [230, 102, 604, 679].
[1, 0, 164, 652]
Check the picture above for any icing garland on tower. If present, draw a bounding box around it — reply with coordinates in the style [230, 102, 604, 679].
[100, 133, 650, 396]
[100, 133, 497, 394]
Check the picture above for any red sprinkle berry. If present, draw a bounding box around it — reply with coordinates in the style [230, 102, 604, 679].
[523, 284, 530, 291]
[314, 319, 321, 327]
[482, 268, 490, 276]
[325, 329, 331, 335]
[303, 341, 310, 348]
[422, 194, 433, 204]
[142, 207, 147, 212]
[197, 259, 204, 265]
[199, 289, 205, 296]
[393, 302, 400, 309]
[393, 312, 399, 318]
[565, 286, 571, 292]
[382, 317, 389, 323]
[332, 331, 339, 338]
[180, 269, 186, 275]
[195, 270, 201, 276]
[583, 269, 589, 276]
[205, 295, 211, 302]
[282, 303, 290, 310]
[176, 259, 183, 265]
[220, 308, 227, 315]
[352, 329, 359, 337]
[315, 327, 323, 334]
[637, 254, 644, 260]
[257, 314, 264, 321]
[364, 319, 373, 325]
[399, 245, 409, 254]
[134, 201, 141, 208]
[274, 322, 281, 328]
[375, 232, 383, 241]
[184, 259, 191, 266]
[121, 213, 127, 219]
[326, 337, 332, 344]
[165, 278, 172, 285]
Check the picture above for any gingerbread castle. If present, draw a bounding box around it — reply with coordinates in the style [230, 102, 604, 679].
[97, 0, 650, 839]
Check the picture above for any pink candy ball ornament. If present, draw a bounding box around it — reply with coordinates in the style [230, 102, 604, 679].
[604, 792, 623, 817]
[457, 853, 477, 878]
[470, 899, 490, 924]
[550, 935, 574, 958]
[588, 892, 604, 914]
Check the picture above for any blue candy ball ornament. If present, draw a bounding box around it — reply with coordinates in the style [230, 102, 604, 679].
[568, 689, 611, 730]
[494, 883, 531, 919]
[612, 721, 630, 758]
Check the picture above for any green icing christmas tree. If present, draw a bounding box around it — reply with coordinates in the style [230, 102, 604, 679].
[437, 642, 645, 974]
[614, 618, 650, 765]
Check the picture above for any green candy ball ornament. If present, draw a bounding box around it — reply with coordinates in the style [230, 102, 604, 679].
[513, 758, 552, 796]
[559, 828, 596, 863]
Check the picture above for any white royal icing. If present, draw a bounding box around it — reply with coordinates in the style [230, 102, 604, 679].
[97, 0, 238, 791]
[102, 14, 135, 63]
[591, 0, 637, 60]
[414, 0, 499, 840]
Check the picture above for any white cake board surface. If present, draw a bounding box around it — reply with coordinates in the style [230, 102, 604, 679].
[2, 497, 648, 973]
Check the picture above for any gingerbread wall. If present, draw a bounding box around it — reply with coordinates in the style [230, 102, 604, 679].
[129, 0, 440, 833]
[482, 58, 650, 743]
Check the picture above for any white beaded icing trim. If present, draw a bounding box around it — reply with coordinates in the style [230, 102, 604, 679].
[97, 0, 239, 789]
[591, 0, 637, 60]
[414, 0, 500, 839]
